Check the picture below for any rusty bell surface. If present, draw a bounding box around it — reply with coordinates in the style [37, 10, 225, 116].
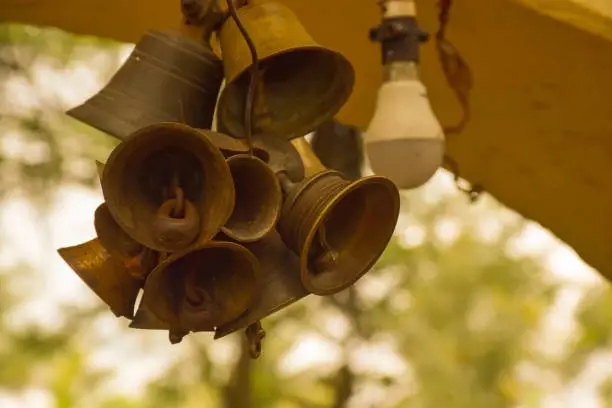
[216, 1, 355, 140]
[101, 122, 235, 253]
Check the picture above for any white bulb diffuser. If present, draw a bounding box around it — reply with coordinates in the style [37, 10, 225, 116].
[365, 0, 445, 190]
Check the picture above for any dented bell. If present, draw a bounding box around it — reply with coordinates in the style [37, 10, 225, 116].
[68, 30, 224, 140]
[216, 1, 355, 140]
[101, 123, 235, 252]
[215, 230, 306, 339]
[278, 169, 400, 296]
[221, 154, 282, 243]
[139, 240, 260, 334]
[57, 238, 142, 319]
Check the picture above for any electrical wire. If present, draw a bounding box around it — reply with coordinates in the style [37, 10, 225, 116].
[226, 0, 259, 156]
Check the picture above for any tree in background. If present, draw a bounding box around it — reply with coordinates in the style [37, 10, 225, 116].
[0, 24, 609, 408]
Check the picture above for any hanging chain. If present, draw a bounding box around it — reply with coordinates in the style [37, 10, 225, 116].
[245, 321, 266, 359]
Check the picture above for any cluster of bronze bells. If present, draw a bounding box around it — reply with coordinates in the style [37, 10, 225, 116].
[57, 1, 400, 358]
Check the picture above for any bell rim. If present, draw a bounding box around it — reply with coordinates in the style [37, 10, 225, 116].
[298, 175, 400, 295]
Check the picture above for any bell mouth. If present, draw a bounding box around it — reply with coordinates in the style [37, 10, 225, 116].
[143, 241, 260, 332]
[300, 176, 400, 295]
[222, 155, 282, 243]
[218, 47, 354, 140]
[101, 123, 235, 252]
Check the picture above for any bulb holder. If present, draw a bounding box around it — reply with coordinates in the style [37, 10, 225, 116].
[369, 17, 429, 65]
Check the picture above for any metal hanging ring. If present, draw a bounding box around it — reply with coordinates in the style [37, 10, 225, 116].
[152, 198, 200, 249]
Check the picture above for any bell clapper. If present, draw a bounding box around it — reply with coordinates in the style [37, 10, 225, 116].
[245, 321, 266, 359]
[181, 266, 218, 326]
[312, 223, 339, 273]
[152, 174, 201, 248]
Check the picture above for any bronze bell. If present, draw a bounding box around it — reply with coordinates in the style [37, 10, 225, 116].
[67, 30, 224, 140]
[101, 122, 235, 253]
[221, 154, 282, 243]
[57, 238, 142, 319]
[139, 240, 260, 333]
[215, 230, 306, 339]
[277, 164, 400, 295]
[216, 1, 355, 140]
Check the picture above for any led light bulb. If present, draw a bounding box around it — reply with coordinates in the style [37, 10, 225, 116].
[365, 0, 445, 189]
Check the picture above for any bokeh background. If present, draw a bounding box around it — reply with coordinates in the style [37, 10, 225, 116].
[1, 24, 612, 408]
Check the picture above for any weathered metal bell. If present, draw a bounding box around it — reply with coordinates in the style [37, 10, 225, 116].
[215, 230, 306, 339]
[101, 123, 235, 252]
[139, 240, 260, 334]
[94, 203, 157, 280]
[277, 170, 400, 295]
[67, 30, 224, 140]
[57, 238, 142, 319]
[221, 154, 282, 243]
[216, 1, 355, 140]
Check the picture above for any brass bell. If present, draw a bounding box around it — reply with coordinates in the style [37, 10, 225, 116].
[221, 154, 282, 243]
[277, 167, 400, 296]
[139, 240, 260, 333]
[215, 230, 306, 339]
[101, 123, 235, 252]
[67, 30, 224, 140]
[216, 1, 355, 140]
[57, 238, 141, 319]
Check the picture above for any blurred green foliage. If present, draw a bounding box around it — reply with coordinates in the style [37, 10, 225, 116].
[1, 23, 612, 408]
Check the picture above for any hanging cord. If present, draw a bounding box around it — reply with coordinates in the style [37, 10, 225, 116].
[436, 0, 472, 136]
[435, 0, 483, 201]
[226, 0, 259, 156]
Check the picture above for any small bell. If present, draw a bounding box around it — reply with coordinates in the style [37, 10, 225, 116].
[278, 169, 400, 296]
[216, 1, 355, 140]
[221, 154, 282, 243]
[67, 30, 224, 140]
[101, 123, 235, 252]
[140, 240, 260, 334]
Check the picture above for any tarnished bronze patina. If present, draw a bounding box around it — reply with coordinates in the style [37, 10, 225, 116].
[215, 230, 306, 339]
[101, 123, 235, 252]
[221, 154, 282, 243]
[94, 203, 157, 280]
[67, 30, 224, 140]
[216, 1, 355, 140]
[278, 167, 400, 296]
[57, 238, 142, 319]
[140, 240, 260, 334]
